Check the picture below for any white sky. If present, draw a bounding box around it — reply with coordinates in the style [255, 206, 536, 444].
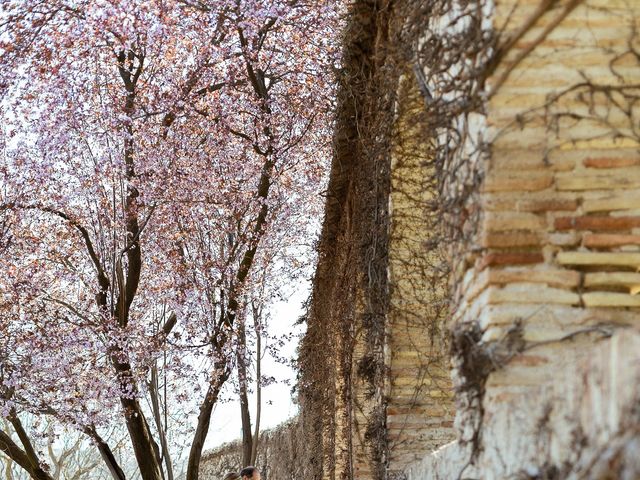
[203, 285, 307, 450]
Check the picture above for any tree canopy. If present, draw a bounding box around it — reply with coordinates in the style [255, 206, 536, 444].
[0, 1, 339, 479]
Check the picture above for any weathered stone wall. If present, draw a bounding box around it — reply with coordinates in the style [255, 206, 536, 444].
[386, 75, 456, 476]
[296, 2, 457, 478]
[407, 331, 640, 479]
[409, 0, 640, 478]
[296, 2, 398, 479]
[199, 420, 304, 480]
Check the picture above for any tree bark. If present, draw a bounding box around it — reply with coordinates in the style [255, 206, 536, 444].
[109, 49, 164, 480]
[185, 363, 230, 480]
[111, 355, 163, 480]
[149, 365, 175, 480]
[250, 306, 262, 466]
[120, 397, 163, 480]
[82, 427, 127, 480]
[236, 317, 253, 467]
[7, 411, 41, 475]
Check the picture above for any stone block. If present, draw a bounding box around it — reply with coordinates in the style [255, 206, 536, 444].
[548, 232, 582, 246]
[582, 292, 640, 307]
[486, 268, 581, 289]
[584, 272, 640, 288]
[485, 284, 580, 306]
[559, 137, 639, 152]
[483, 172, 553, 193]
[517, 198, 578, 212]
[477, 303, 639, 330]
[583, 193, 640, 213]
[555, 216, 640, 231]
[556, 168, 640, 190]
[484, 192, 579, 212]
[553, 146, 640, 165]
[583, 234, 640, 248]
[481, 231, 543, 248]
[556, 251, 640, 267]
[478, 252, 544, 270]
[483, 211, 547, 232]
[489, 150, 576, 172]
[583, 157, 640, 169]
[483, 193, 520, 211]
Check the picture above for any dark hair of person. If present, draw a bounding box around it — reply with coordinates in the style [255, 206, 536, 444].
[240, 466, 257, 478]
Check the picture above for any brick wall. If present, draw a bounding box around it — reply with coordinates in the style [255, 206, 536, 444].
[408, 0, 640, 478]
[386, 75, 455, 476]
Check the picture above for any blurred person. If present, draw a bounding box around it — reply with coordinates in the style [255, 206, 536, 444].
[240, 466, 261, 480]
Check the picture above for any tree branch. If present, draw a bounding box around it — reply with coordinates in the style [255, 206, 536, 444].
[0, 428, 54, 480]
[81, 426, 127, 480]
[7, 411, 41, 476]
[162, 312, 178, 337]
[1, 203, 111, 307]
[185, 362, 231, 480]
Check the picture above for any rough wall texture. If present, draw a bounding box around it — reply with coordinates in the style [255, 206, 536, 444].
[296, 1, 458, 478]
[386, 75, 456, 477]
[410, 0, 640, 478]
[407, 331, 640, 479]
[296, 1, 397, 479]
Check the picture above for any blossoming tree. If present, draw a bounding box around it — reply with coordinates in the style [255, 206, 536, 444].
[0, 1, 337, 479]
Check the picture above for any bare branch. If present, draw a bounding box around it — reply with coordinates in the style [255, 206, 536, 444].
[0, 428, 54, 480]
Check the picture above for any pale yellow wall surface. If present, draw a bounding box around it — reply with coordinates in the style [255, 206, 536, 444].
[386, 75, 455, 476]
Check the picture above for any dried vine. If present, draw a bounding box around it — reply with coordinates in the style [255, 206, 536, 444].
[297, 2, 398, 479]
[299, 0, 640, 478]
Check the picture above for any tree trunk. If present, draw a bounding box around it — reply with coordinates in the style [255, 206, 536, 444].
[112, 49, 163, 480]
[185, 364, 230, 480]
[111, 354, 163, 480]
[149, 365, 175, 480]
[82, 427, 127, 480]
[117, 388, 163, 480]
[250, 311, 262, 466]
[236, 317, 253, 467]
